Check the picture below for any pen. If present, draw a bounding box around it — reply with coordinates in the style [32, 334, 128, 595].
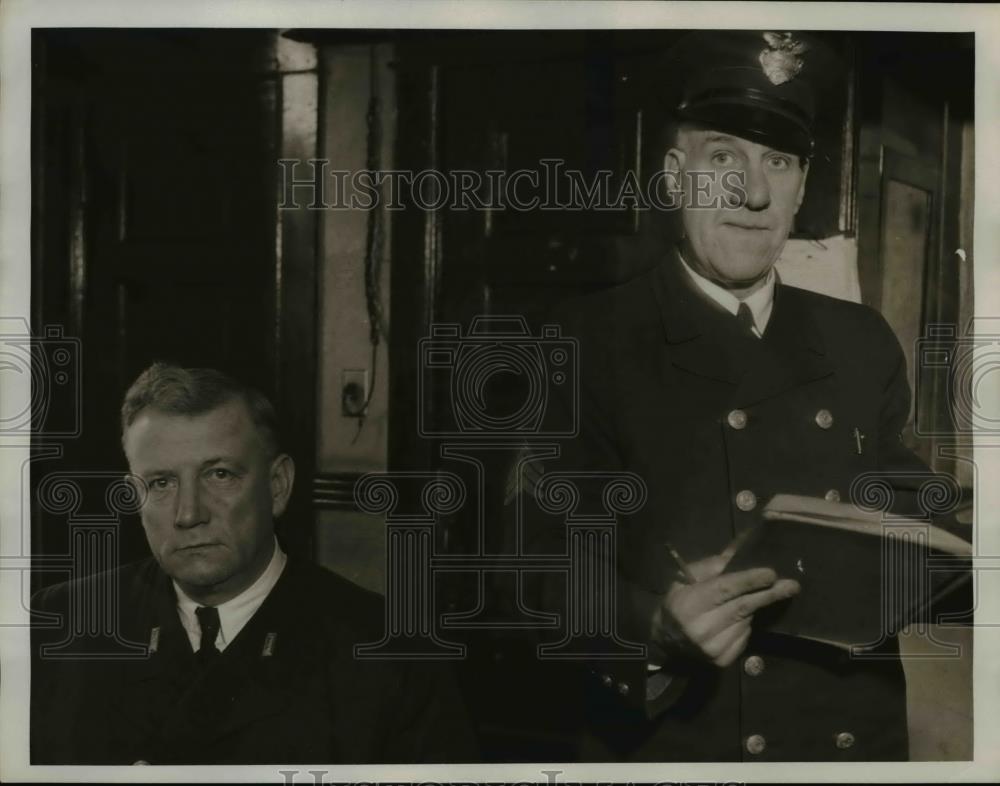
[665, 541, 697, 584]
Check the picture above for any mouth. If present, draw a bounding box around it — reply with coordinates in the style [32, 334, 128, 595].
[175, 543, 220, 553]
[723, 222, 771, 232]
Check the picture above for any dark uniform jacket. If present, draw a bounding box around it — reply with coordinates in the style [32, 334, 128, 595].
[31, 554, 476, 764]
[525, 251, 936, 762]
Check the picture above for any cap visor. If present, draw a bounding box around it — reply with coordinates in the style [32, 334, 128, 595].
[676, 101, 813, 158]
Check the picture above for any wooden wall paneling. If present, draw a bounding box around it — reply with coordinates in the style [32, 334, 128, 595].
[853, 32, 973, 471]
[878, 149, 941, 464]
[273, 36, 321, 558]
[388, 52, 442, 474]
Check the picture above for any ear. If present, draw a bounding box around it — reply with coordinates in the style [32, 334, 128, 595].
[663, 147, 686, 182]
[269, 454, 296, 518]
[793, 159, 810, 213]
[663, 147, 687, 209]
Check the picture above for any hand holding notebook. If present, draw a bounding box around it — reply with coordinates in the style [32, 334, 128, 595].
[720, 493, 973, 648]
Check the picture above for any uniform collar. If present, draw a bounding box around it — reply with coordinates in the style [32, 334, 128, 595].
[174, 537, 287, 652]
[651, 247, 831, 404]
[676, 251, 776, 337]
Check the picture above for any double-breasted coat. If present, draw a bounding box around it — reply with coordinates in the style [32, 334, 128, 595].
[522, 250, 937, 761]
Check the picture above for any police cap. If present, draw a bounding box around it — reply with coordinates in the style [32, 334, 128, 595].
[671, 30, 830, 158]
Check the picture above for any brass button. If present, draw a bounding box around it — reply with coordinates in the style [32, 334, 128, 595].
[815, 409, 834, 429]
[745, 734, 766, 755]
[743, 655, 765, 677]
[727, 409, 748, 430]
[736, 489, 757, 511]
[617, 681, 630, 696]
[601, 674, 613, 688]
[824, 489, 841, 503]
[835, 731, 855, 750]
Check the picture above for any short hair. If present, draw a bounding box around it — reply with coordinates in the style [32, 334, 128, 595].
[121, 362, 280, 457]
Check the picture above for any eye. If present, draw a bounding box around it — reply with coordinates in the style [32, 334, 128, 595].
[766, 154, 792, 171]
[147, 477, 173, 492]
[205, 467, 241, 485]
[711, 151, 736, 167]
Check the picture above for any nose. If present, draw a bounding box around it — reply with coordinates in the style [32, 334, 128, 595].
[174, 481, 208, 529]
[740, 160, 771, 211]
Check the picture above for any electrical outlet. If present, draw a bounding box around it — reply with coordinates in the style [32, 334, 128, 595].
[341, 368, 369, 417]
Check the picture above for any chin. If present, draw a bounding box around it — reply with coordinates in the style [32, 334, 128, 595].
[165, 556, 232, 590]
[712, 261, 773, 286]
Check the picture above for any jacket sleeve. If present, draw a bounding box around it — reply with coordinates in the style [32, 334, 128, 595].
[30, 582, 78, 764]
[515, 304, 688, 720]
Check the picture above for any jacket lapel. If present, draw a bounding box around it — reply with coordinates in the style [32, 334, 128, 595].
[652, 250, 758, 386]
[732, 281, 834, 407]
[652, 250, 834, 405]
[157, 559, 314, 752]
[108, 568, 199, 756]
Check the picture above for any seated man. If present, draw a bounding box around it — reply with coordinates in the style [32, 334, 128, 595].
[31, 362, 475, 764]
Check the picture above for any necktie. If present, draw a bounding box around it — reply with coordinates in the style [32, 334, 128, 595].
[195, 606, 221, 664]
[736, 302, 758, 338]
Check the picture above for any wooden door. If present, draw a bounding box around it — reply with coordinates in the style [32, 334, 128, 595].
[854, 32, 973, 472]
[31, 30, 319, 582]
[877, 150, 941, 451]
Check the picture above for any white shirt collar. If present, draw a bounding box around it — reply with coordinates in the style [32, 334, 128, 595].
[677, 252, 776, 337]
[174, 537, 287, 653]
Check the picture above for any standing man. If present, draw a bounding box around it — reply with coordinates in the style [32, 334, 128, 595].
[526, 31, 943, 761]
[32, 362, 475, 764]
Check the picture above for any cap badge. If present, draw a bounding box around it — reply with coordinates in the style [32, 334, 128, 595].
[759, 32, 809, 86]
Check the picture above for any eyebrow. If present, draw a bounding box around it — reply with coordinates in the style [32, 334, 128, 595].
[702, 133, 791, 157]
[704, 134, 739, 144]
[136, 469, 172, 481]
[202, 457, 246, 470]
[136, 457, 245, 477]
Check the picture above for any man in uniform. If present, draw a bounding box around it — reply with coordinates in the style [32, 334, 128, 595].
[523, 31, 950, 761]
[31, 362, 475, 764]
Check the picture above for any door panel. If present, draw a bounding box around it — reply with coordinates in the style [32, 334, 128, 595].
[878, 153, 939, 450]
[31, 30, 318, 578]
